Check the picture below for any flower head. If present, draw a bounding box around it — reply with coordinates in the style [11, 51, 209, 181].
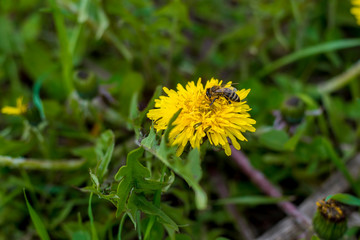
[1, 97, 27, 115]
[313, 199, 347, 240]
[147, 78, 256, 156]
[351, 0, 360, 25]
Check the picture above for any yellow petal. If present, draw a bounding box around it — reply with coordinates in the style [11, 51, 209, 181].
[227, 132, 241, 150]
[1, 106, 23, 115]
[1, 97, 27, 115]
[176, 144, 185, 156]
[237, 89, 251, 100]
[223, 143, 232, 156]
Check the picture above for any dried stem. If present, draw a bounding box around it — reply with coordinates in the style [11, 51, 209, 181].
[0, 155, 85, 170]
[210, 169, 255, 240]
[230, 147, 311, 228]
[318, 59, 360, 94]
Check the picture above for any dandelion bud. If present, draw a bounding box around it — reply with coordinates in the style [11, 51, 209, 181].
[25, 103, 43, 126]
[73, 70, 99, 100]
[280, 96, 305, 124]
[313, 199, 347, 240]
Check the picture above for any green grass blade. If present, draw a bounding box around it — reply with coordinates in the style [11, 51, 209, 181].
[95, 130, 115, 180]
[258, 39, 360, 78]
[318, 60, 360, 94]
[33, 76, 46, 120]
[136, 210, 142, 240]
[23, 190, 50, 240]
[321, 138, 360, 196]
[214, 196, 289, 205]
[88, 192, 99, 240]
[326, 193, 360, 206]
[48, 0, 73, 94]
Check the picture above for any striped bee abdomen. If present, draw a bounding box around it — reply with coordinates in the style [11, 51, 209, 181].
[223, 89, 240, 102]
[206, 85, 240, 105]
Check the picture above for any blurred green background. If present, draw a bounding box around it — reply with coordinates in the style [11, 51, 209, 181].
[1, 0, 360, 239]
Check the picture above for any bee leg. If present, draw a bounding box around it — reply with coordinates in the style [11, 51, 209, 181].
[210, 97, 218, 106]
[224, 96, 231, 104]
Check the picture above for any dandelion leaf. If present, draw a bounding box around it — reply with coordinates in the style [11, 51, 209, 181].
[158, 135, 177, 161]
[142, 111, 207, 209]
[128, 194, 178, 232]
[144, 143, 207, 209]
[259, 129, 289, 151]
[89, 169, 100, 190]
[176, 149, 207, 210]
[141, 126, 157, 149]
[185, 148, 202, 182]
[114, 147, 164, 217]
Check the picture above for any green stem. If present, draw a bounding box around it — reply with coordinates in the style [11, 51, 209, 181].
[88, 192, 99, 240]
[118, 213, 127, 240]
[144, 164, 167, 240]
[136, 210, 142, 240]
[0, 156, 85, 170]
[318, 60, 360, 94]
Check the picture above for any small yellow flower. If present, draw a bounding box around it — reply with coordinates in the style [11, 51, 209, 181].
[351, 0, 360, 25]
[1, 97, 27, 115]
[147, 78, 256, 156]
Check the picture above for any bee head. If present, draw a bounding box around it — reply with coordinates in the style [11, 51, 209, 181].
[206, 88, 211, 99]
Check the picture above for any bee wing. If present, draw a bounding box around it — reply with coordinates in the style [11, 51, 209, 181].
[221, 82, 239, 91]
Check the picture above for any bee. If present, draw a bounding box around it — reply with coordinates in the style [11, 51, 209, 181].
[206, 83, 240, 105]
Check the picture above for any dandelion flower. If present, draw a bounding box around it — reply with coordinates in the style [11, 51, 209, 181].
[147, 78, 256, 156]
[351, 0, 360, 25]
[1, 97, 27, 115]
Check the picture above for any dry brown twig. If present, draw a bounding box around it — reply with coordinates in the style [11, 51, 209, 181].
[230, 147, 360, 240]
[230, 147, 311, 227]
[210, 169, 256, 240]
